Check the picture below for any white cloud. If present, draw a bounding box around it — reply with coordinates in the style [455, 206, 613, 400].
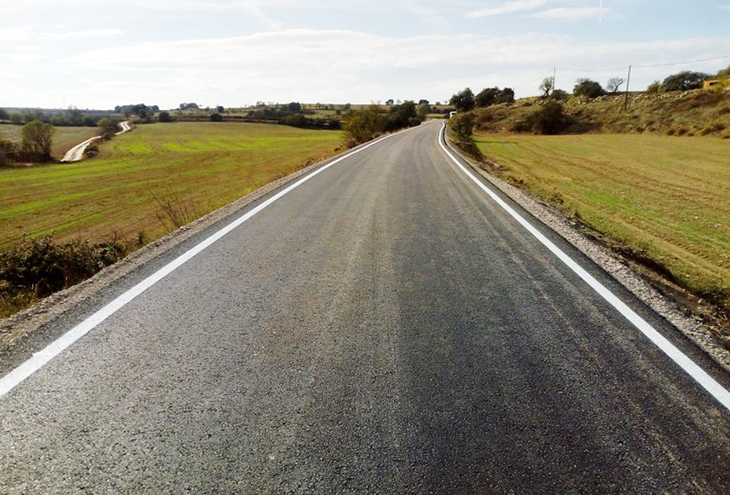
[0, 26, 123, 42]
[466, 0, 550, 19]
[43, 28, 730, 107]
[531, 7, 605, 21]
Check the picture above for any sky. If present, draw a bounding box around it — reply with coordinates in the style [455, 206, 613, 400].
[2, 0, 730, 110]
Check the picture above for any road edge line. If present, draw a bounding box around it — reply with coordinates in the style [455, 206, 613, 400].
[437, 122, 730, 412]
[0, 128, 412, 398]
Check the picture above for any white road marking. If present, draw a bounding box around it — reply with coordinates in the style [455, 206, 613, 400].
[0, 129, 412, 398]
[438, 122, 730, 412]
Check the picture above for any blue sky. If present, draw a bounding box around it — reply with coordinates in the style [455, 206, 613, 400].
[2, 0, 730, 109]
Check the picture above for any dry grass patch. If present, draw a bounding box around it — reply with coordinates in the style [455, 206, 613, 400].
[474, 132, 730, 318]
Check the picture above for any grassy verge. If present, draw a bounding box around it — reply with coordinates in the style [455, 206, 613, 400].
[0, 122, 343, 317]
[0, 124, 99, 159]
[0, 122, 344, 249]
[473, 132, 730, 327]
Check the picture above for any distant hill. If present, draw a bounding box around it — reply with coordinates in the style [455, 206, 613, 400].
[472, 89, 730, 138]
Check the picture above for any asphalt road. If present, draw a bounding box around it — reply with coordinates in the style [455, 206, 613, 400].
[1, 120, 730, 494]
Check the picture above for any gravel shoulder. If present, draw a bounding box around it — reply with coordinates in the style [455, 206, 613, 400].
[444, 128, 730, 374]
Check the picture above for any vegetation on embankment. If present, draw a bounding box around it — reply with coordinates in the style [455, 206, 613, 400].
[471, 132, 730, 346]
[470, 89, 730, 138]
[0, 122, 343, 317]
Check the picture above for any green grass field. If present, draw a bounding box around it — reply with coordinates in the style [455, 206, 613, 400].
[0, 122, 344, 248]
[474, 132, 730, 309]
[0, 124, 99, 159]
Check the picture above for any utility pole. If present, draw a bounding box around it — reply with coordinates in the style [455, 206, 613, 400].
[624, 65, 632, 110]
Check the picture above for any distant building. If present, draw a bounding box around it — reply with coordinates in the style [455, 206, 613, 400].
[703, 78, 730, 90]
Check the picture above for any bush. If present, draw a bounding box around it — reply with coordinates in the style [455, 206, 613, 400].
[283, 113, 309, 128]
[550, 89, 569, 101]
[646, 81, 661, 94]
[529, 101, 568, 135]
[158, 111, 171, 123]
[0, 237, 126, 299]
[449, 112, 474, 140]
[98, 118, 118, 140]
[573, 78, 605, 99]
[344, 106, 385, 144]
[210, 113, 223, 122]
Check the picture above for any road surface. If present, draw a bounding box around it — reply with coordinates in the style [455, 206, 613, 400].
[1, 120, 729, 493]
[60, 121, 131, 162]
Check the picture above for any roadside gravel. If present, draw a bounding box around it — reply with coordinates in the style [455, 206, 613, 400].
[444, 129, 730, 373]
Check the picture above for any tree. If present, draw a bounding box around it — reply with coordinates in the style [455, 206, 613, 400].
[573, 78, 604, 98]
[539, 77, 554, 98]
[497, 87, 515, 104]
[66, 106, 83, 125]
[216, 105, 225, 113]
[0, 108, 9, 120]
[210, 113, 223, 122]
[158, 111, 171, 123]
[98, 118, 117, 139]
[450, 88, 475, 112]
[606, 77, 625, 93]
[661, 71, 709, 92]
[21, 120, 55, 159]
[717, 65, 730, 78]
[418, 99, 429, 106]
[476, 87, 500, 108]
[286, 102, 301, 113]
[417, 103, 431, 120]
[344, 105, 385, 144]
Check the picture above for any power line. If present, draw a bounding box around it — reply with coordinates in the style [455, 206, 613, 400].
[634, 54, 730, 69]
[555, 54, 730, 74]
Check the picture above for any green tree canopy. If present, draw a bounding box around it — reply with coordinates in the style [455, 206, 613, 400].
[21, 120, 55, 159]
[573, 78, 605, 98]
[661, 71, 710, 92]
[450, 88, 476, 112]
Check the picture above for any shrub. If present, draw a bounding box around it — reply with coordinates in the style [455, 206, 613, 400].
[646, 81, 661, 94]
[449, 112, 475, 140]
[158, 111, 171, 122]
[283, 113, 309, 128]
[529, 101, 569, 135]
[550, 89, 569, 101]
[0, 237, 126, 299]
[573, 78, 605, 99]
[98, 118, 118, 140]
[210, 113, 223, 122]
[344, 106, 385, 144]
